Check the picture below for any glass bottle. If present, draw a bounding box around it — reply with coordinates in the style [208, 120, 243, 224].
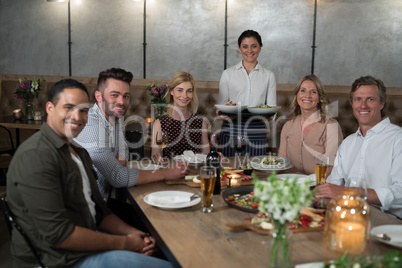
[206, 147, 221, 195]
[322, 188, 370, 256]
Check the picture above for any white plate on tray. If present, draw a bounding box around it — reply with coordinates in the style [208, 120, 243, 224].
[276, 174, 316, 186]
[144, 191, 201, 209]
[128, 161, 163, 170]
[247, 106, 281, 115]
[371, 225, 402, 248]
[250, 155, 292, 172]
[215, 104, 247, 114]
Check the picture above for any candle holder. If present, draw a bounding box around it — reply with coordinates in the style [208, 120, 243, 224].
[322, 188, 370, 256]
[34, 111, 42, 121]
[226, 174, 241, 188]
[13, 109, 23, 120]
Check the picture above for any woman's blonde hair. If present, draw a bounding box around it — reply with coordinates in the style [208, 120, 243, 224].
[288, 74, 329, 121]
[165, 71, 198, 114]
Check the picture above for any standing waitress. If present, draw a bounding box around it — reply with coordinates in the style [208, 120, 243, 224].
[218, 30, 277, 156]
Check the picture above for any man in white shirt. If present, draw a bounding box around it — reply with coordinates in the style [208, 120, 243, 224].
[316, 76, 402, 218]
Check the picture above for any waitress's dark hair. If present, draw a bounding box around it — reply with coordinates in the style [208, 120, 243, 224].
[48, 79, 89, 105]
[238, 30, 263, 47]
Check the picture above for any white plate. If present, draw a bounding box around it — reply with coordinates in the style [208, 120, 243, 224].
[173, 154, 207, 164]
[371, 225, 402, 248]
[144, 191, 201, 209]
[247, 106, 281, 115]
[128, 161, 163, 170]
[250, 156, 292, 172]
[276, 174, 316, 186]
[215, 104, 247, 114]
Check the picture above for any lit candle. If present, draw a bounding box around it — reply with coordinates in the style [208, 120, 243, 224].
[334, 221, 365, 255]
[227, 174, 241, 188]
[146, 118, 153, 134]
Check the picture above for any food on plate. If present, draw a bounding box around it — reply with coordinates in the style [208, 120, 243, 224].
[240, 165, 254, 175]
[256, 104, 274, 108]
[247, 208, 325, 231]
[250, 212, 273, 230]
[185, 174, 198, 181]
[225, 192, 259, 210]
[261, 156, 283, 166]
[290, 208, 325, 229]
[225, 100, 236, 106]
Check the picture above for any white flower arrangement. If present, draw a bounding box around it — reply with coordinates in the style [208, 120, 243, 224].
[253, 172, 315, 224]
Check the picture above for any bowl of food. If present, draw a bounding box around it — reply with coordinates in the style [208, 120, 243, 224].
[240, 165, 253, 176]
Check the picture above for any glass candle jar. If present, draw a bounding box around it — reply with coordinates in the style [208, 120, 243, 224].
[226, 174, 241, 188]
[34, 111, 42, 121]
[322, 189, 370, 256]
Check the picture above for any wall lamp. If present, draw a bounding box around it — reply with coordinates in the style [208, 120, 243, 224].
[47, 0, 72, 76]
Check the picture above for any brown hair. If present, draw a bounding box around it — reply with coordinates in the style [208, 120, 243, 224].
[350, 75, 388, 118]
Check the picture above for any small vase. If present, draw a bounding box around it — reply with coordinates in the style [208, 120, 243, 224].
[25, 100, 34, 120]
[151, 103, 167, 120]
[268, 221, 291, 268]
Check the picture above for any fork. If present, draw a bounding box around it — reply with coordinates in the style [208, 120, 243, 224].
[190, 193, 200, 201]
[375, 233, 391, 241]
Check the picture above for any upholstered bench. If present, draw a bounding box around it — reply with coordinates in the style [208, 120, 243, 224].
[1, 74, 402, 155]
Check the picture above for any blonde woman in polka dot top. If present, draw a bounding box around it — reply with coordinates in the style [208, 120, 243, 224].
[152, 71, 210, 164]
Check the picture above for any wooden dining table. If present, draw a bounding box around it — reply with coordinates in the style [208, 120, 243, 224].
[0, 115, 42, 146]
[124, 159, 402, 268]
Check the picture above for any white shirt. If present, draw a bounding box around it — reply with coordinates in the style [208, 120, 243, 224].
[218, 61, 276, 107]
[327, 118, 402, 218]
[71, 153, 97, 222]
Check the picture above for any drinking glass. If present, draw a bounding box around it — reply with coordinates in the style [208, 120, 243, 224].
[234, 134, 247, 156]
[345, 177, 368, 200]
[314, 154, 329, 185]
[199, 166, 217, 213]
[155, 131, 168, 150]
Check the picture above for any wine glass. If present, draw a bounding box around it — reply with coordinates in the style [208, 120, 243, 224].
[345, 177, 367, 200]
[234, 134, 247, 156]
[155, 131, 168, 150]
[234, 134, 247, 167]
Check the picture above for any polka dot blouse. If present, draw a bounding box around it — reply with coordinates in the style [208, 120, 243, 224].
[160, 114, 204, 158]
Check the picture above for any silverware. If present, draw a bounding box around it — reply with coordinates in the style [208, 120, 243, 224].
[190, 193, 199, 201]
[375, 233, 391, 241]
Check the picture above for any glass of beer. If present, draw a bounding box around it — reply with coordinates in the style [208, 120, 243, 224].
[199, 166, 216, 213]
[314, 154, 329, 185]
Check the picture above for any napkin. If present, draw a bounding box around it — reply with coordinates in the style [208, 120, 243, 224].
[181, 151, 206, 163]
[147, 195, 190, 205]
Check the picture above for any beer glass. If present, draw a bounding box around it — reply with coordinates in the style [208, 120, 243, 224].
[199, 166, 216, 213]
[314, 154, 329, 185]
